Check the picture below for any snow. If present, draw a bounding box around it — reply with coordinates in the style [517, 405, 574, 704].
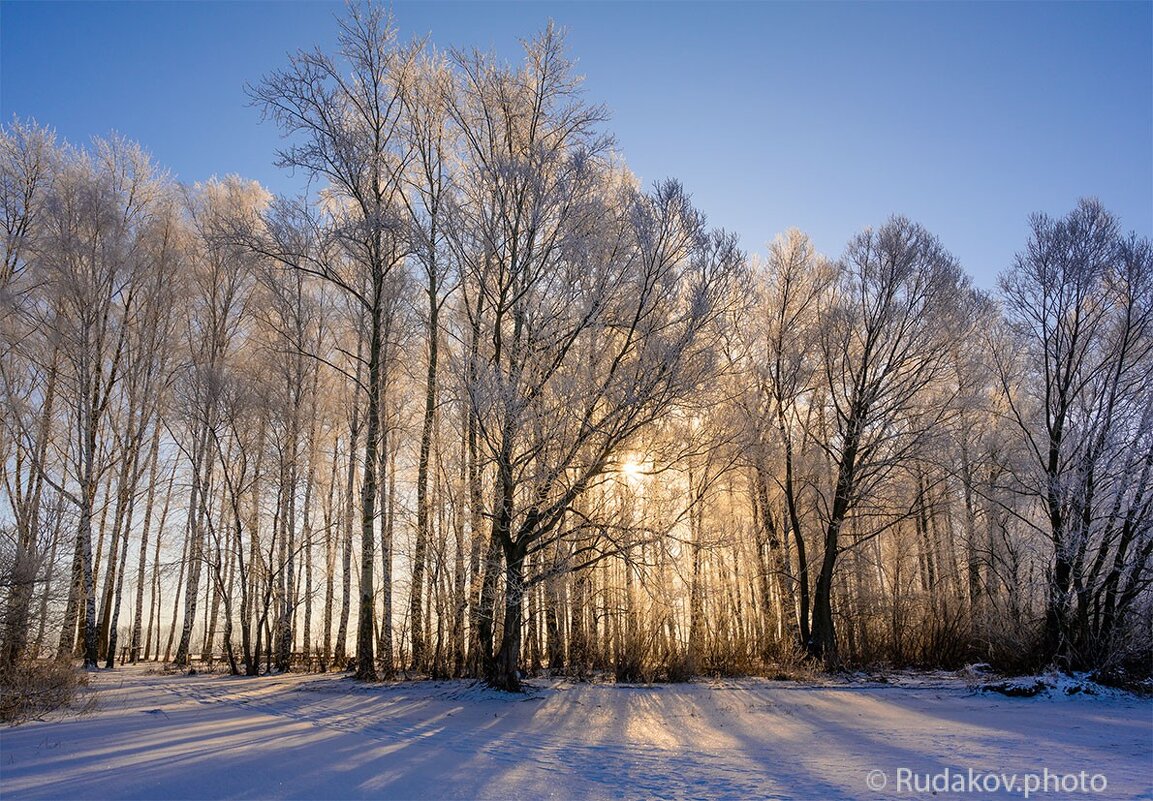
[1, 666, 1149, 800]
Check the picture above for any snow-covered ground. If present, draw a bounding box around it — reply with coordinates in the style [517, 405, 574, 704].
[1, 666, 1149, 800]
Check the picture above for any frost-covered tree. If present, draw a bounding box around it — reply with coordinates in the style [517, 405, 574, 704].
[806, 217, 971, 664]
[398, 48, 457, 673]
[739, 230, 837, 653]
[35, 137, 174, 667]
[444, 25, 743, 689]
[997, 199, 1153, 668]
[249, 3, 419, 681]
[171, 179, 261, 669]
[0, 120, 59, 668]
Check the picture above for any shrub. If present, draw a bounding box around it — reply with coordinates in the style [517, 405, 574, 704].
[0, 659, 91, 725]
[762, 641, 821, 682]
[662, 648, 695, 683]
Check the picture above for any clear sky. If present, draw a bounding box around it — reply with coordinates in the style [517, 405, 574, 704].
[2, 0, 1150, 288]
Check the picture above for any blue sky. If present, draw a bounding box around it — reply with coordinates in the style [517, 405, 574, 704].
[2, 0, 1150, 288]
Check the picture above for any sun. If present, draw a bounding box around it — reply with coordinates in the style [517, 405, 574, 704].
[620, 457, 647, 483]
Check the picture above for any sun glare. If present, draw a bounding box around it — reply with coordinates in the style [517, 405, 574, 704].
[620, 457, 647, 482]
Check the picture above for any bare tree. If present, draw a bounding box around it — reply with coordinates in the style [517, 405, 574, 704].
[249, 3, 419, 680]
[100, 184, 184, 668]
[399, 46, 456, 674]
[806, 217, 970, 664]
[997, 199, 1153, 668]
[172, 177, 263, 668]
[740, 230, 837, 653]
[32, 137, 170, 667]
[0, 120, 59, 667]
[445, 25, 743, 689]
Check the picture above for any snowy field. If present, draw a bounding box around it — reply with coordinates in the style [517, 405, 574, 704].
[1, 666, 1149, 800]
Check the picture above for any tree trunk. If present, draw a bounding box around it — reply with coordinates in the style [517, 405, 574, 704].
[104, 486, 137, 668]
[411, 276, 438, 671]
[377, 426, 396, 677]
[322, 438, 339, 668]
[58, 531, 84, 659]
[809, 522, 842, 664]
[451, 441, 468, 676]
[354, 293, 383, 681]
[175, 421, 213, 667]
[130, 424, 163, 662]
[163, 524, 189, 663]
[336, 416, 358, 669]
[807, 409, 863, 666]
[491, 541, 526, 691]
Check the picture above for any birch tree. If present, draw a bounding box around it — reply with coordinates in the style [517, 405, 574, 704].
[0, 120, 59, 667]
[172, 177, 263, 668]
[399, 47, 456, 673]
[249, 3, 418, 680]
[36, 137, 168, 667]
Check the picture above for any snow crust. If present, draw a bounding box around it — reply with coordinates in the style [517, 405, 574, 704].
[1, 666, 1149, 800]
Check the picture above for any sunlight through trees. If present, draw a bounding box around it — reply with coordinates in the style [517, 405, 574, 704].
[1, 7, 1150, 688]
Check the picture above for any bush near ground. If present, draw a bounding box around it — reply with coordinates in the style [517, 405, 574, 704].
[0, 659, 91, 725]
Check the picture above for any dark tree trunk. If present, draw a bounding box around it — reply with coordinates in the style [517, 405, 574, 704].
[355, 286, 385, 682]
[807, 425, 860, 666]
[491, 541, 526, 691]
